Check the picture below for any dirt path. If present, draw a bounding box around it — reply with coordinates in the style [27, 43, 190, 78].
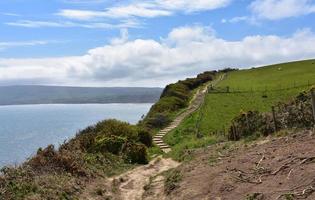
[79, 75, 225, 200]
[108, 75, 226, 200]
[112, 157, 180, 200]
[153, 74, 226, 152]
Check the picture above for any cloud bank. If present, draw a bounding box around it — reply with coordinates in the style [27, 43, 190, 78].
[1, 26, 315, 86]
[250, 0, 315, 20]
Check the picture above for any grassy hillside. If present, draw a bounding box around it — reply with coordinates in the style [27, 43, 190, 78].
[219, 59, 315, 91]
[165, 59, 315, 160]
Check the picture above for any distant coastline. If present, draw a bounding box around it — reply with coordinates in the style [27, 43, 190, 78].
[0, 85, 163, 106]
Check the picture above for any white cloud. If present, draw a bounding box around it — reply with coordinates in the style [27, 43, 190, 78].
[57, 0, 231, 20]
[1, 26, 315, 86]
[5, 19, 140, 29]
[0, 40, 53, 51]
[156, 0, 231, 12]
[250, 0, 315, 20]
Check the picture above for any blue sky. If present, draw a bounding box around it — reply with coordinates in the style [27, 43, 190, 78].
[0, 0, 315, 86]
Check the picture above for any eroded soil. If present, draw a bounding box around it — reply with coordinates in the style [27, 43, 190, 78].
[166, 131, 315, 200]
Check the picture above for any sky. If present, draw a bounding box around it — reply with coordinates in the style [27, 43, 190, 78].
[0, 0, 315, 87]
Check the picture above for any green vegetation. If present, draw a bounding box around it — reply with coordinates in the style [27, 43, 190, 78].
[165, 59, 315, 160]
[0, 119, 151, 199]
[219, 59, 315, 91]
[141, 71, 216, 130]
[227, 90, 314, 140]
[1, 59, 315, 198]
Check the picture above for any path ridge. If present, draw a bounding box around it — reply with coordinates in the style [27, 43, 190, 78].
[153, 74, 225, 153]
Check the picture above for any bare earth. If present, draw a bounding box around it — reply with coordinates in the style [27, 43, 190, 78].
[113, 157, 180, 200]
[167, 131, 315, 200]
[79, 157, 179, 200]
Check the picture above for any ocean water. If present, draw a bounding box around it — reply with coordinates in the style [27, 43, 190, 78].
[0, 104, 152, 167]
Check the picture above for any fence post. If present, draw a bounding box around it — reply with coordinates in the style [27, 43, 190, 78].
[271, 106, 278, 132]
[311, 88, 315, 123]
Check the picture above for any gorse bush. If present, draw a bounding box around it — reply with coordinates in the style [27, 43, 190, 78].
[0, 119, 152, 199]
[93, 135, 127, 154]
[123, 142, 148, 164]
[94, 119, 138, 140]
[146, 113, 172, 129]
[137, 129, 153, 147]
[142, 71, 215, 129]
[28, 145, 86, 176]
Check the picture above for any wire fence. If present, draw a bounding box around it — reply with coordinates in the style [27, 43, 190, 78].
[208, 80, 315, 94]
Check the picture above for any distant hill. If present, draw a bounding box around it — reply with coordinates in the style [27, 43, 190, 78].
[0, 85, 163, 105]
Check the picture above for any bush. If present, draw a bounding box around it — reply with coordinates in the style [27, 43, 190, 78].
[27, 145, 86, 176]
[137, 129, 153, 147]
[93, 135, 127, 154]
[0, 167, 37, 200]
[143, 71, 216, 129]
[123, 143, 149, 164]
[228, 90, 315, 141]
[146, 114, 171, 129]
[160, 83, 190, 100]
[95, 119, 138, 140]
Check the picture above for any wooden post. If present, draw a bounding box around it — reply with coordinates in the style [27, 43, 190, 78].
[226, 86, 230, 93]
[232, 123, 236, 140]
[272, 106, 278, 132]
[311, 88, 315, 123]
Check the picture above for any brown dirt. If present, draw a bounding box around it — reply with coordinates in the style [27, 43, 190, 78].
[78, 157, 179, 200]
[166, 130, 315, 200]
[113, 157, 179, 200]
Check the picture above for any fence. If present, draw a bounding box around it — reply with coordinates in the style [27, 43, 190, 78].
[208, 80, 315, 94]
[228, 88, 315, 141]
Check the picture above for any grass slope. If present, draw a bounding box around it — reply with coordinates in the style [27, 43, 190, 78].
[165, 59, 315, 160]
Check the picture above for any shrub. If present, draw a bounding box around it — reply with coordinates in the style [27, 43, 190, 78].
[160, 83, 190, 100]
[0, 167, 37, 200]
[146, 114, 171, 129]
[228, 90, 315, 141]
[123, 143, 149, 164]
[137, 129, 153, 147]
[95, 119, 138, 140]
[27, 145, 86, 176]
[92, 135, 127, 155]
[143, 71, 216, 129]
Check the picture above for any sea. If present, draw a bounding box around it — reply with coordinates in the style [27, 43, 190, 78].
[0, 103, 152, 167]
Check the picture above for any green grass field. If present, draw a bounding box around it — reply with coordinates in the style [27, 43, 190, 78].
[165, 59, 315, 160]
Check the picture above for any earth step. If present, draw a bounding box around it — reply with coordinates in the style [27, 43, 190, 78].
[154, 136, 164, 139]
[158, 144, 170, 148]
[154, 141, 164, 145]
[153, 138, 163, 141]
[162, 148, 171, 153]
